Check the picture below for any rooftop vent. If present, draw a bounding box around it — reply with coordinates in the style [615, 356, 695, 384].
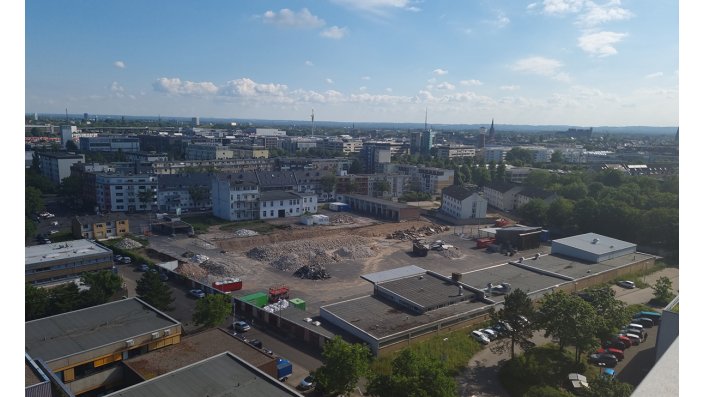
[592, 238, 599, 244]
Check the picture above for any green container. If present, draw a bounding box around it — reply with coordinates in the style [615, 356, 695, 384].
[240, 292, 268, 308]
[289, 298, 306, 311]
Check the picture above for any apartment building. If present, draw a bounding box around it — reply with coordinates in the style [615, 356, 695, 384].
[323, 138, 363, 154]
[482, 181, 523, 211]
[440, 186, 487, 219]
[95, 173, 158, 212]
[436, 144, 476, 160]
[514, 187, 559, 209]
[38, 152, 85, 184]
[79, 136, 140, 152]
[232, 146, 269, 159]
[388, 164, 454, 196]
[259, 191, 317, 219]
[212, 174, 261, 221]
[151, 158, 275, 174]
[157, 173, 213, 212]
[186, 144, 233, 160]
[72, 213, 130, 240]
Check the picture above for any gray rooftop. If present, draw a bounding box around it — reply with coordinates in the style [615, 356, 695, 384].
[343, 194, 416, 210]
[25, 239, 112, 266]
[25, 298, 180, 362]
[442, 185, 478, 201]
[74, 213, 128, 225]
[377, 273, 475, 311]
[106, 352, 303, 397]
[552, 233, 636, 255]
[361, 265, 426, 284]
[259, 191, 303, 201]
[158, 173, 213, 190]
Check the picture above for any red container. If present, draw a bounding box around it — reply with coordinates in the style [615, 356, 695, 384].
[212, 278, 243, 292]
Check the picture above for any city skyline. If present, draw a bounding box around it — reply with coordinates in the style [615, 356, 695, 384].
[26, 0, 678, 126]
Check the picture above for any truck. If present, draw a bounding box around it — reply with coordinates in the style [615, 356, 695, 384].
[212, 278, 243, 293]
[412, 239, 430, 257]
[276, 358, 293, 381]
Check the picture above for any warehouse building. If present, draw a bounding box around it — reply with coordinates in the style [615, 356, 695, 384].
[25, 298, 182, 395]
[25, 239, 114, 285]
[550, 233, 637, 263]
[106, 352, 303, 397]
[341, 194, 421, 221]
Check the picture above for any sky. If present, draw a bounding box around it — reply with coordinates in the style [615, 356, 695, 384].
[26, 0, 678, 126]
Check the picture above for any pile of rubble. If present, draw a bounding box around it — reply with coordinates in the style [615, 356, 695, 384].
[329, 214, 355, 224]
[234, 229, 259, 237]
[193, 239, 216, 250]
[199, 260, 229, 277]
[115, 238, 143, 250]
[190, 254, 209, 264]
[176, 262, 208, 279]
[294, 264, 331, 280]
[386, 224, 450, 240]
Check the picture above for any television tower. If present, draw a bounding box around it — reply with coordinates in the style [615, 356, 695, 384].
[311, 109, 315, 137]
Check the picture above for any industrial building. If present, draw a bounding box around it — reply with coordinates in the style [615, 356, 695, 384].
[25, 298, 182, 395]
[550, 233, 637, 263]
[25, 239, 114, 285]
[340, 194, 421, 221]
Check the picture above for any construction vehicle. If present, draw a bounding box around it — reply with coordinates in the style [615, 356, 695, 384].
[268, 285, 290, 303]
[412, 239, 430, 257]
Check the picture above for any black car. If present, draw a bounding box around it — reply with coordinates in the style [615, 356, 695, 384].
[248, 339, 263, 349]
[588, 353, 618, 368]
[602, 339, 627, 351]
[632, 317, 654, 328]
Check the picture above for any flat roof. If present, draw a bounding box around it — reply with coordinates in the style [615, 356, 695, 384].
[25, 359, 46, 387]
[124, 328, 274, 378]
[25, 298, 180, 362]
[377, 274, 473, 311]
[25, 239, 112, 266]
[552, 233, 636, 255]
[74, 213, 128, 225]
[343, 194, 415, 210]
[361, 265, 426, 284]
[106, 352, 303, 397]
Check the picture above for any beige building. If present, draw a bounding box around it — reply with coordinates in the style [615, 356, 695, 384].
[72, 213, 130, 240]
[186, 144, 234, 160]
[436, 144, 476, 160]
[232, 146, 269, 159]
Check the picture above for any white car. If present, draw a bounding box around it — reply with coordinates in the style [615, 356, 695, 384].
[617, 280, 635, 289]
[189, 289, 206, 299]
[471, 330, 491, 345]
[481, 328, 499, 341]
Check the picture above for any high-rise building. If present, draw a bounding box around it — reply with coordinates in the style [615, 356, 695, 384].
[60, 125, 77, 148]
[192, 116, 200, 126]
[488, 119, 496, 143]
[421, 130, 435, 155]
[410, 132, 422, 155]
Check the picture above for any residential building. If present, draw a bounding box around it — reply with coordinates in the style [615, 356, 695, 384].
[281, 137, 318, 152]
[212, 174, 260, 221]
[482, 146, 509, 163]
[156, 173, 213, 212]
[151, 158, 274, 174]
[252, 128, 287, 137]
[60, 125, 77, 148]
[38, 152, 85, 184]
[556, 127, 593, 140]
[323, 138, 363, 154]
[482, 181, 523, 211]
[138, 134, 185, 154]
[232, 145, 269, 159]
[505, 166, 535, 184]
[72, 213, 130, 240]
[436, 144, 476, 160]
[124, 151, 169, 163]
[186, 144, 233, 160]
[255, 135, 282, 150]
[25, 298, 182, 395]
[277, 157, 352, 172]
[259, 190, 317, 219]
[79, 136, 140, 152]
[387, 164, 454, 196]
[514, 187, 559, 209]
[440, 186, 487, 219]
[409, 132, 422, 155]
[95, 173, 158, 212]
[25, 239, 114, 284]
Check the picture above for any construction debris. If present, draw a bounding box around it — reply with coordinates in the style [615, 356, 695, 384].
[234, 229, 259, 237]
[386, 224, 450, 241]
[115, 238, 143, 250]
[294, 264, 331, 280]
[329, 214, 355, 224]
[191, 254, 209, 264]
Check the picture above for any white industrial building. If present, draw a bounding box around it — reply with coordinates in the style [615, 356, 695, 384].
[550, 233, 637, 263]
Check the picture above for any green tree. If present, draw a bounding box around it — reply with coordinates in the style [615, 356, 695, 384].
[582, 287, 632, 342]
[550, 150, 564, 164]
[48, 283, 83, 315]
[505, 147, 534, 166]
[366, 349, 456, 397]
[314, 335, 371, 396]
[349, 158, 364, 174]
[546, 198, 575, 232]
[188, 186, 211, 207]
[559, 182, 588, 201]
[66, 140, 79, 151]
[192, 294, 231, 327]
[26, 217, 38, 238]
[524, 170, 553, 189]
[137, 188, 156, 209]
[59, 174, 84, 208]
[81, 270, 123, 306]
[495, 161, 507, 182]
[524, 385, 573, 397]
[490, 289, 535, 359]
[581, 376, 634, 397]
[653, 276, 675, 306]
[372, 180, 391, 197]
[136, 271, 174, 311]
[26, 283, 50, 321]
[517, 199, 548, 226]
[25, 186, 45, 216]
[321, 174, 337, 193]
[573, 198, 599, 233]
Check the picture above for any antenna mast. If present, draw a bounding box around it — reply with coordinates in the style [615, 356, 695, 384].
[424, 107, 428, 131]
[311, 109, 315, 137]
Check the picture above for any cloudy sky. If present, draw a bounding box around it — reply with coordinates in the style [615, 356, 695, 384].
[25, 0, 679, 126]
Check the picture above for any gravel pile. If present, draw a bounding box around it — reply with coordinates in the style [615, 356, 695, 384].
[294, 264, 331, 279]
[200, 260, 229, 276]
[387, 224, 450, 240]
[176, 262, 207, 279]
[329, 214, 355, 224]
[191, 254, 209, 264]
[234, 229, 259, 237]
[437, 248, 462, 259]
[115, 238, 143, 250]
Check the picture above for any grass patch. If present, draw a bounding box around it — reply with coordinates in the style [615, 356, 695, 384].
[371, 329, 485, 376]
[498, 344, 597, 397]
[609, 263, 666, 289]
[182, 214, 236, 233]
[126, 234, 149, 247]
[626, 303, 653, 316]
[218, 220, 278, 234]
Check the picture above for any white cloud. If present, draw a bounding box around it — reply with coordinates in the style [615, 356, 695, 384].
[218, 78, 288, 97]
[359, 86, 368, 91]
[305, 60, 314, 66]
[577, 1, 633, 27]
[110, 81, 124, 93]
[578, 31, 627, 57]
[433, 68, 448, 76]
[113, 61, 125, 69]
[153, 77, 219, 96]
[500, 85, 521, 91]
[262, 8, 325, 29]
[436, 82, 456, 90]
[320, 26, 349, 39]
[326, 78, 334, 84]
[542, 0, 586, 15]
[645, 72, 664, 79]
[361, 76, 371, 80]
[460, 79, 483, 86]
[527, 3, 538, 10]
[331, 0, 420, 16]
[511, 56, 567, 80]
[385, 88, 393, 92]
[494, 11, 510, 28]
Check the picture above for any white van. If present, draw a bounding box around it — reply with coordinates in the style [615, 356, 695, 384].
[627, 323, 644, 331]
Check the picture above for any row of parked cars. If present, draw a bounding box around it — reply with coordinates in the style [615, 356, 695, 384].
[471, 316, 531, 345]
[588, 311, 661, 368]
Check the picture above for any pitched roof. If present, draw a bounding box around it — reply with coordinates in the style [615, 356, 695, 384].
[484, 181, 521, 193]
[518, 187, 557, 199]
[442, 185, 478, 201]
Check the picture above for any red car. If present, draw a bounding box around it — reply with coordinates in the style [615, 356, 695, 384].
[614, 335, 632, 348]
[597, 347, 624, 361]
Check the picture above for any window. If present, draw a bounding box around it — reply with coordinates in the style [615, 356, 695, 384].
[263, 202, 266, 207]
[270, 210, 274, 216]
[116, 186, 123, 190]
[263, 211, 266, 217]
[116, 192, 123, 196]
[280, 201, 283, 206]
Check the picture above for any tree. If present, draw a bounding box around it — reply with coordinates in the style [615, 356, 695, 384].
[524, 385, 573, 397]
[26, 217, 38, 238]
[582, 287, 632, 342]
[559, 182, 588, 201]
[59, 174, 84, 208]
[535, 291, 600, 364]
[137, 188, 156, 209]
[188, 186, 210, 207]
[321, 174, 337, 193]
[505, 147, 534, 166]
[581, 376, 634, 397]
[349, 158, 364, 174]
[26, 186, 45, 216]
[653, 276, 675, 306]
[65, 139, 79, 151]
[495, 162, 507, 182]
[517, 199, 548, 226]
[366, 349, 456, 397]
[550, 150, 564, 164]
[490, 289, 535, 359]
[372, 180, 391, 197]
[26, 283, 50, 321]
[48, 283, 83, 314]
[546, 198, 575, 232]
[136, 271, 174, 311]
[314, 335, 371, 396]
[192, 294, 231, 327]
[81, 270, 123, 306]
[524, 170, 553, 189]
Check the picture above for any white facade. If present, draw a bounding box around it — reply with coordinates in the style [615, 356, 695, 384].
[441, 192, 487, 219]
[259, 192, 318, 219]
[60, 125, 78, 148]
[212, 178, 260, 221]
[95, 174, 158, 212]
[38, 153, 85, 184]
[482, 184, 523, 211]
[254, 128, 286, 137]
[436, 145, 476, 160]
[186, 144, 234, 160]
[482, 147, 509, 163]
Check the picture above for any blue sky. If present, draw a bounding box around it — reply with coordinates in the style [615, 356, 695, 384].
[25, 0, 679, 126]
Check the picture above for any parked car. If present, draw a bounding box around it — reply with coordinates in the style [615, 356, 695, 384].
[159, 272, 169, 281]
[138, 264, 150, 272]
[121, 257, 132, 264]
[632, 317, 654, 328]
[189, 289, 206, 299]
[635, 311, 662, 325]
[232, 321, 251, 332]
[481, 328, 498, 341]
[298, 375, 316, 391]
[602, 339, 627, 351]
[248, 339, 263, 349]
[471, 330, 491, 345]
[114, 255, 123, 261]
[588, 353, 618, 368]
[613, 334, 632, 348]
[516, 315, 530, 326]
[493, 321, 514, 336]
[601, 368, 616, 379]
[597, 347, 624, 360]
[619, 333, 642, 346]
[617, 280, 636, 289]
